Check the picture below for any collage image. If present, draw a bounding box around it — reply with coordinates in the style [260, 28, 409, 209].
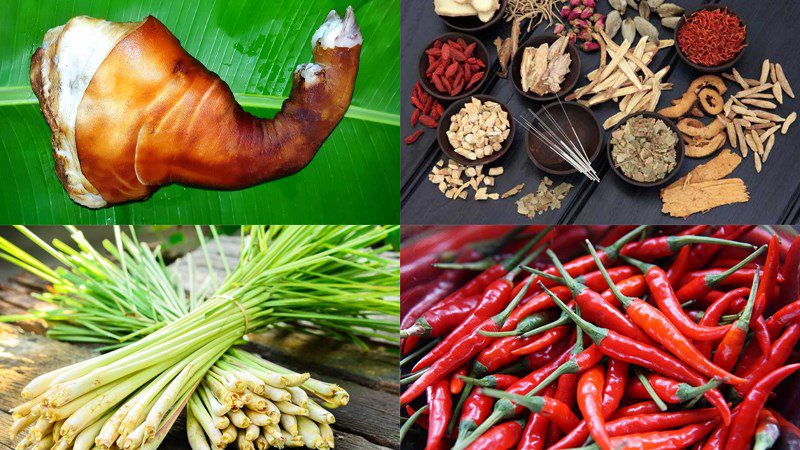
[1, 1, 800, 450]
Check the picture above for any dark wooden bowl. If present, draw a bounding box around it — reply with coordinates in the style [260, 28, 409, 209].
[675, 5, 747, 73]
[418, 32, 489, 101]
[606, 111, 685, 188]
[437, 94, 515, 167]
[525, 101, 601, 176]
[437, 0, 507, 32]
[511, 34, 582, 102]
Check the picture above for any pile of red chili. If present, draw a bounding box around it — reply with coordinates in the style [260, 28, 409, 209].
[400, 225, 800, 450]
[677, 8, 747, 67]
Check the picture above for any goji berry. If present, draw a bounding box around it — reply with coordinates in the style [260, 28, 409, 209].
[411, 108, 420, 126]
[404, 129, 424, 144]
[419, 115, 438, 128]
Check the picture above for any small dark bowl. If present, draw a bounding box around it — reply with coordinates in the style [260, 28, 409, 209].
[525, 101, 601, 176]
[437, 0, 507, 32]
[674, 5, 747, 73]
[437, 94, 515, 167]
[418, 33, 489, 101]
[606, 111, 685, 188]
[511, 34, 582, 102]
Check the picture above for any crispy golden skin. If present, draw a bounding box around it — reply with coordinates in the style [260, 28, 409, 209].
[39, 14, 360, 206]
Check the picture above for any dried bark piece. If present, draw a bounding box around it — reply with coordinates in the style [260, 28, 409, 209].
[664, 149, 741, 189]
[661, 179, 749, 218]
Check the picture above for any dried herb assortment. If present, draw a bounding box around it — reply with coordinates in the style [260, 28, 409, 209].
[401, 225, 800, 450]
[520, 36, 572, 95]
[516, 176, 573, 217]
[610, 115, 678, 183]
[447, 97, 511, 161]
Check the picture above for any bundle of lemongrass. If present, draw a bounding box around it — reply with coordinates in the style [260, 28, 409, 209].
[1, 226, 399, 450]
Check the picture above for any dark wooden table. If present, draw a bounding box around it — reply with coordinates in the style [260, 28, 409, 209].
[0, 241, 399, 450]
[401, 0, 800, 224]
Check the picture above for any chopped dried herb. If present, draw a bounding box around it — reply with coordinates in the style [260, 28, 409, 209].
[610, 115, 678, 182]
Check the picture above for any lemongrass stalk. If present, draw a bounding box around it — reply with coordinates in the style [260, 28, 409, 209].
[73, 412, 112, 450]
[243, 392, 272, 411]
[281, 429, 302, 447]
[254, 434, 269, 450]
[53, 437, 69, 450]
[29, 416, 52, 441]
[286, 386, 308, 408]
[204, 377, 233, 408]
[212, 413, 229, 430]
[52, 420, 63, 442]
[220, 423, 237, 445]
[307, 400, 335, 424]
[227, 409, 251, 428]
[279, 414, 298, 436]
[318, 422, 334, 448]
[186, 407, 211, 450]
[199, 384, 230, 417]
[232, 369, 267, 395]
[224, 356, 291, 388]
[31, 434, 53, 450]
[260, 385, 291, 403]
[10, 412, 37, 439]
[244, 409, 276, 427]
[265, 423, 285, 443]
[10, 395, 44, 419]
[189, 395, 223, 447]
[238, 428, 255, 450]
[297, 416, 324, 449]
[118, 359, 189, 437]
[275, 401, 308, 416]
[245, 423, 260, 441]
[13, 433, 29, 450]
[94, 401, 130, 448]
[44, 380, 120, 422]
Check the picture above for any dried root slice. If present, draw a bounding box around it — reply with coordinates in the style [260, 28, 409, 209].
[658, 90, 695, 118]
[678, 117, 726, 140]
[689, 75, 727, 95]
[661, 178, 749, 218]
[667, 149, 742, 187]
[684, 132, 726, 158]
[698, 88, 724, 115]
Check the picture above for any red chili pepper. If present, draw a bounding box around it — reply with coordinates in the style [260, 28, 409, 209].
[766, 298, 800, 338]
[619, 234, 753, 261]
[403, 294, 480, 340]
[743, 227, 792, 258]
[545, 372, 578, 445]
[667, 245, 692, 286]
[518, 401, 552, 450]
[753, 409, 780, 450]
[695, 287, 749, 358]
[701, 422, 728, 450]
[577, 364, 612, 450]
[477, 389, 580, 434]
[736, 323, 800, 394]
[595, 249, 745, 384]
[725, 364, 800, 450]
[688, 225, 755, 270]
[610, 401, 662, 420]
[752, 315, 772, 357]
[679, 269, 779, 291]
[548, 250, 655, 346]
[607, 419, 719, 450]
[626, 373, 721, 404]
[753, 234, 779, 322]
[473, 312, 556, 374]
[496, 286, 572, 335]
[767, 407, 800, 442]
[598, 226, 638, 246]
[552, 407, 720, 449]
[402, 275, 538, 404]
[713, 276, 761, 372]
[464, 419, 525, 450]
[599, 275, 647, 308]
[451, 365, 469, 395]
[511, 325, 571, 356]
[675, 247, 765, 312]
[456, 375, 518, 442]
[540, 284, 732, 425]
[426, 379, 451, 450]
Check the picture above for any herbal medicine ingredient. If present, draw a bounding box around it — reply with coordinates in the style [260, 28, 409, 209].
[677, 8, 746, 67]
[611, 115, 678, 183]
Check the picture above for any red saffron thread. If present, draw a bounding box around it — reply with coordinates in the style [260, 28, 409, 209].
[678, 8, 746, 67]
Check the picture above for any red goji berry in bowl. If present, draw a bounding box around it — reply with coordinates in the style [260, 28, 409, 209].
[674, 5, 747, 73]
[418, 33, 489, 102]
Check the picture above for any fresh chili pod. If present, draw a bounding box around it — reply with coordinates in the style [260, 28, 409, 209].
[695, 287, 750, 359]
[510, 226, 648, 298]
[713, 273, 761, 372]
[518, 402, 551, 450]
[626, 373, 721, 404]
[752, 234, 779, 322]
[765, 297, 800, 338]
[777, 233, 800, 307]
[625, 254, 735, 341]
[525, 265, 638, 295]
[666, 245, 692, 286]
[425, 379, 451, 450]
[464, 419, 525, 450]
[402, 294, 481, 338]
[540, 283, 733, 425]
[752, 315, 772, 356]
[577, 364, 612, 450]
[736, 323, 800, 394]
[752, 409, 780, 450]
[477, 388, 580, 434]
[688, 225, 756, 270]
[547, 249, 655, 345]
[546, 371, 578, 445]
[742, 226, 792, 258]
[599, 275, 647, 308]
[619, 234, 754, 261]
[451, 365, 469, 394]
[401, 275, 537, 404]
[511, 325, 571, 356]
[473, 312, 556, 374]
[725, 364, 800, 450]
[767, 408, 800, 444]
[455, 374, 519, 442]
[591, 245, 746, 384]
[400, 404, 429, 443]
[632, 369, 669, 411]
[610, 401, 662, 420]
[598, 226, 638, 246]
[678, 269, 779, 291]
[605, 419, 719, 450]
[553, 407, 720, 450]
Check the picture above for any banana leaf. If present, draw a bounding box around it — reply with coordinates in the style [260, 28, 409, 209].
[0, 0, 399, 224]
